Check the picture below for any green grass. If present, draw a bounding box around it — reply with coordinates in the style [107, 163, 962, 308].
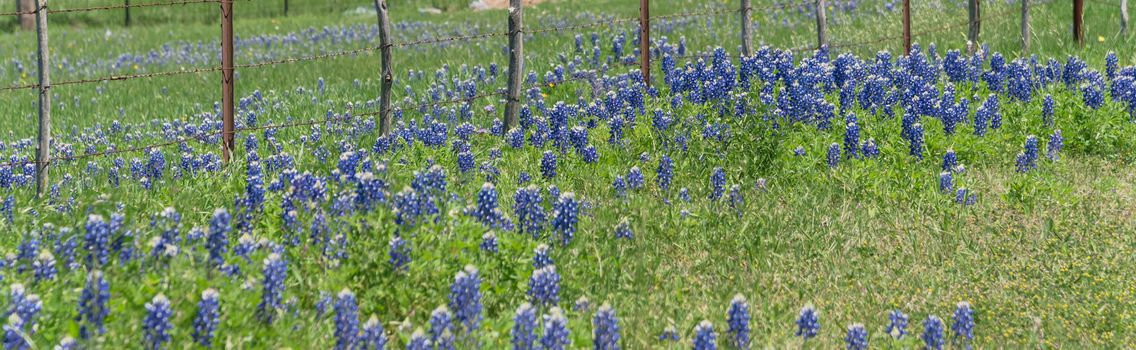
[0, 0, 1134, 348]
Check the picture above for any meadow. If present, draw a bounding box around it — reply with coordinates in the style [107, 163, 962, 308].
[0, 0, 1134, 348]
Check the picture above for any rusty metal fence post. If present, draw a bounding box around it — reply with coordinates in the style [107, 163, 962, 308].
[376, 0, 394, 135]
[1074, 0, 1084, 47]
[504, 0, 524, 130]
[816, 0, 828, 49]
[221, 0, 235, 162]
[639, 0, 650, 86]
[741, 0, 753, 56]
[34, 0, 51, 198]
[902, 0, 911, 55]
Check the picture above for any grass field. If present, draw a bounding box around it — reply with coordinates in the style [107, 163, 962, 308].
[0, 0, 1134, 348]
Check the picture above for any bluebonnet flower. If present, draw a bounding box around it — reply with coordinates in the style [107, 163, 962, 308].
[541, 151, 557, 179]
[55, 336, 77, 350]
[709, 167, 726, 201]
[234, 234, 255, 262]
[656, 156, 674, 192]
[1083, 85, 1104, 109]
[1106, 51, 1118, 80]
[861, 139, 879, 158]
[626, 167, 644, 190]
[84, 215, 111, 268]
[942, 150, 958, 172]
[334, 289, 361, 350]
[508, 129, 526, 149]
[359, 315, 386, 350]
[4, 314, 29, 350]
[518, 172, 532, 185]
[574, 296, 590, 313]
[726, 294, 750, 349]
[476, 182, 503, 228]
[692, 320, 717, 350]
[481, 232, 499, 253]
[540, 308, 570, 350]
[793, 146, 806, 157]
[1015, 135, 1040, 173]
[258, 253, 288, 324]
[1047, 130, 1064, 161]
[939, 172, 954, 193]
[514, 185, 546, 238]
[389, 236, 411, 272]
[429, 306, 455, 350]
[1, 196, 12, 225]
[550, 193, 580, 246]
[612, 176, 628, 198]
[78, 270, 110, 339]
[407, 329, 431, 350]
[608, 116, 624, 145]
[727, 185, 744, 214]
[32, 250, 56, 282]
[909, 123, 924, 160]
[887, 310, 909, 339]
[207, 208, 230, 268]
[659, 325, 680, 342]
[974, 95, 997, 136]
[513, 303, 538, 350]
[193, 288, 221, 347]
[614, 219, 633, 240]
[843, 122, 860, 159]
[528, 265, 560, 306]
[593, 303, 621, 350]
[533, 244, 553, 269]
[1042, 94, 1055, 126]
[144, 294, 173, 350]
[845, 324, 868, 350]
[952, 302, 975, 349]
[457, 152, 475, 174]
[582, 145, 599, 164]
[826, 143, 841, 168]
[922, 315, 945, 350]
[795, 305, 819, 340]
[679, 188, 691, 202]
[449, 265, 483, 333]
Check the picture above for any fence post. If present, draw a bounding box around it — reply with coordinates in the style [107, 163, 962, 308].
[902, 0, 911, 55]
[639, 0, 650, 86]
[221, 0, 235, 163]
[1021, 0, 1029, 54]
[1121, 0, 1128, 36]
[504, 0, 523, 130]
[816, 0, 828, 50]
[284, 0, 289, 16]
[740, 0, 753, 56]
[967, 0, 980, 54]
[19, 0, 34, 30]
[376, 0, 393, 135]
[124, 0, 131, 27]
[1073, 0, 1084, 47]
[34, 0, 50, 198]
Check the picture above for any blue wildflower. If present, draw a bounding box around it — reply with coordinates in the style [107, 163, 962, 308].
[512, 303, 538, 350]
[143, 294, 173, 350]
[952, 302, 975, 349]
[614, 219, 633, 240]
[887, 310, 908, 339]
[843, 122, 860, 159]
[540, 308, 570, 350]
[709, 167, 726, 201]
[528, 266, 560, 307]
[795, 305, 820, 340]
[359, 315, 387, 350]
[449, 265, 483, 333]
[922, 315, 945, 350]
[257, 253, 288, 324]
[407, 329, 431, 350]
[659, 325, 680, 342]
[207, 208, 230, 268]
[626, 167, 644, 190]
[593, 303, 621, 350]
[909, 123, 924, 160]
[334, 289, 361, 350]
[726, 294, 750, 349]
[480, 232, 499, 253]
[533, 244, 553, 269]
[656, 155, 674, 192]
[826, 143, 841, 168]
[429, 306, 455, 350]
[389, 236, 411, 272]
[692, 320, 717, 350]
[78, 271, 110, 340]
[1047, 129, 1064, 161]
[541, 151, 557, 179]
[845, 324, 868, 350]
[550, 193, 580, 246]
[1015, 135, 1039, 173]
[939, 172, 954, 193]
[192, 288, 221, 347]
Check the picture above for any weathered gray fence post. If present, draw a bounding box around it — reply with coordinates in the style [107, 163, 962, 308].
[1121, 0, 1128, 36]
[968, 0, 980, 54]
[221, 0, 235, 162]
[504, 0, 523, 130]
[815, 0, 828, 49]
[639, 0, 651, 86]
[1073, 0, 1084, 47]
[19, 0, 34, 30]
[741, 0, 753, 56]
[34, 0, 50, 198]
[376, 0, 393, 135]
[1021, 0, 1029, 54]
[902, 0, 911, 55]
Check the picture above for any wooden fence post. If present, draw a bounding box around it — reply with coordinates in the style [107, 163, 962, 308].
[221, 0, 235, 162]
[284, 0, 289, 16]
[376, 0, 393, 135]
[816, 0, 828, 49]
[125, 0, 131, 27]
[1073, 0, 1084, 47]
[504, 0, 523, 130]
[902, 0, 911, 55]
[741, 0, 753, 56]
[1121, 0, 1128, 36]
[34, 0, 50, 198]
[967, 0, 980, 54]
[19, 0, 35, 30]
[1021, 0, 1029, 54]
[639, 0, 650, 86]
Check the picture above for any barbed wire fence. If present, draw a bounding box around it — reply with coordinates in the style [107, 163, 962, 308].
[0, 0, 1130, 196]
